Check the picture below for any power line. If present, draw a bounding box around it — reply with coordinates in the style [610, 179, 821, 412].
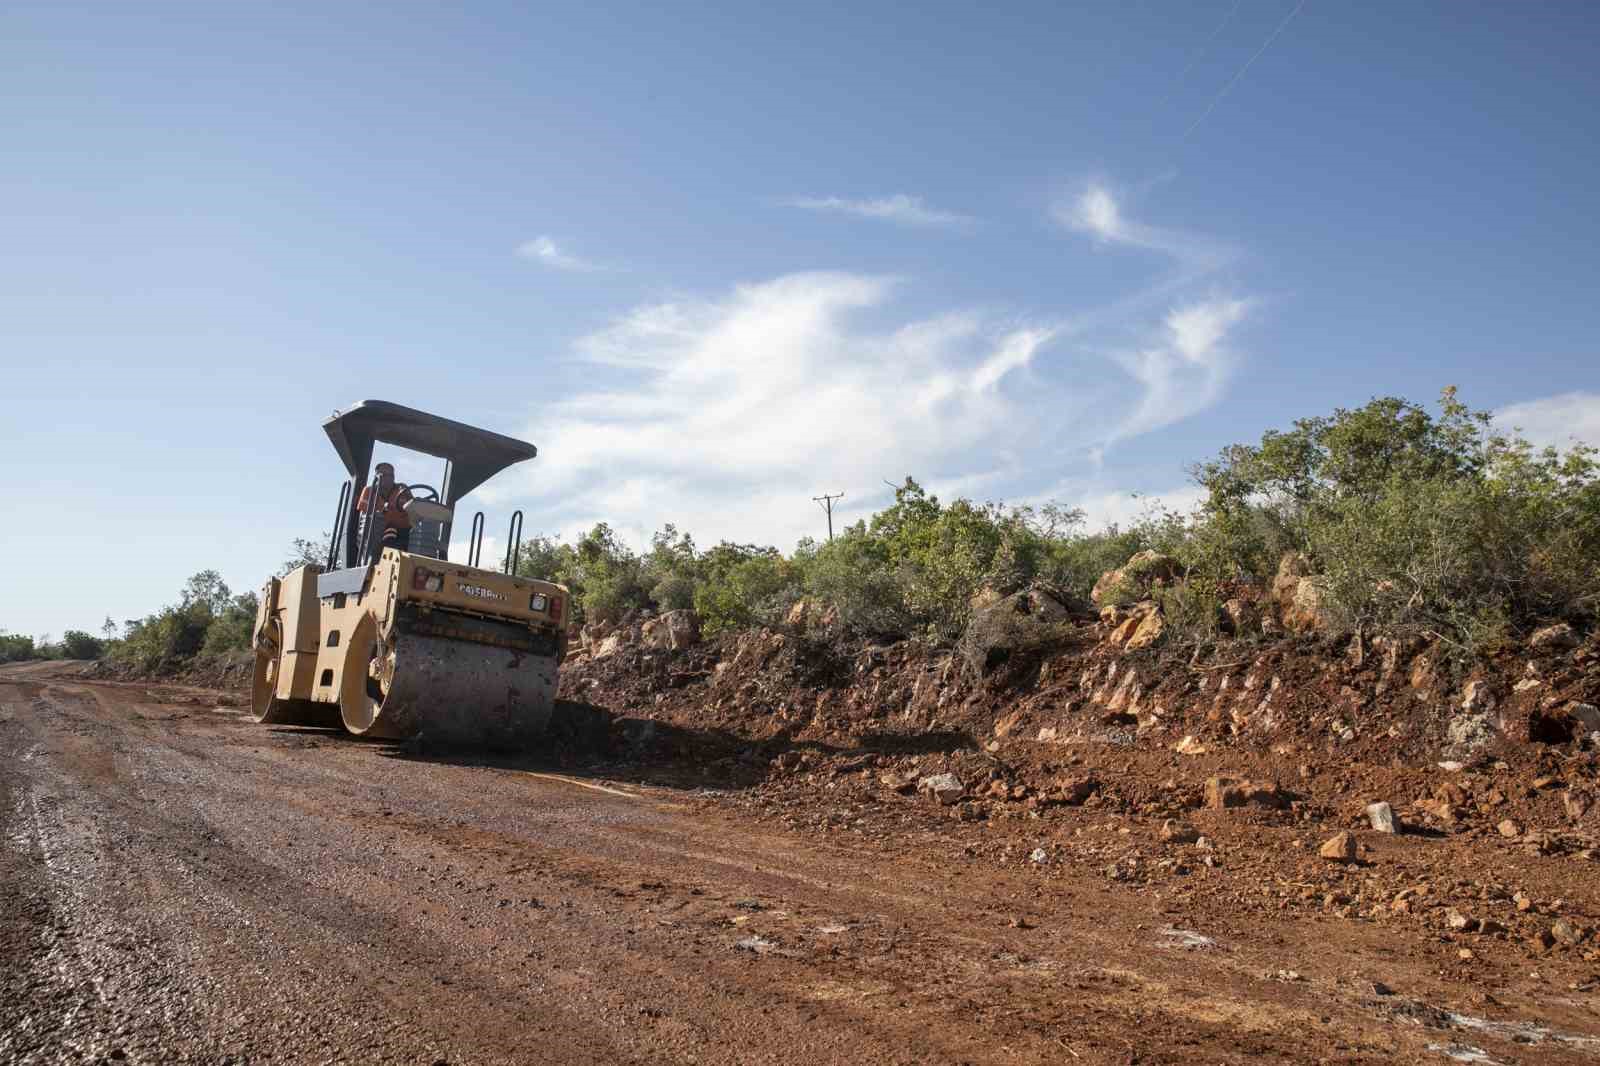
[1183, 0, 1309, 140]
[1162, 0, 1244, 105]
[812, 492, 845, 541]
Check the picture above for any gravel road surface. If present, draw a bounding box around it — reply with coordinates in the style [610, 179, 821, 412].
[4, 662, 1597, 1064]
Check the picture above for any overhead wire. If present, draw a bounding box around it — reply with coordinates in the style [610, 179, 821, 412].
[1182, 0, 1310, 139]
[1162, 0, 1245, 105]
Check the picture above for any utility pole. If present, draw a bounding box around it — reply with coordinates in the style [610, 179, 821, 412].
[812, 492, 844, 541]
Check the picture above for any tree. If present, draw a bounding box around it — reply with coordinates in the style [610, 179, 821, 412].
[279, 535, 327, 576]
[180, 570, 233, 615]
[60, 630, 104, 660]
[0, 630, 37, 664]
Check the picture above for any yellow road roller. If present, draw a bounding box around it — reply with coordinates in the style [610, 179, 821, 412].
[251, 401, 569, 746]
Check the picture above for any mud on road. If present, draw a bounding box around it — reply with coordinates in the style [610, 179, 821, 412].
[3, 662, 1599, 1064]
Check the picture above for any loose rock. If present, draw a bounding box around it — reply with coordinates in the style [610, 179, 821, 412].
[1529, 623, 1577, 650]
[1365, 802, 1399, 834]
[1055, 775, 1099, 805]
[917, 773, 966, 806]
[1319, 831, 1358, 862]
[1205, 776, 1287, 810]
[1551, 919, 1584, 947]
[1160, 819, 1200, 845]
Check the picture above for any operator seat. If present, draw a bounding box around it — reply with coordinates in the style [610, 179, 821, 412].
[402, 498, 454, 560]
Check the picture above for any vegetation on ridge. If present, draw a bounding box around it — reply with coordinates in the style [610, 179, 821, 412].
[12, 388, 1596, 672]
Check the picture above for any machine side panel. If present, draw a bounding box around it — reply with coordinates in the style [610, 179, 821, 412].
[308, 580, 381, 706]
[275, 567, 326, 701]
[278, 568, 323, 652]
[253, 577, 280, 648]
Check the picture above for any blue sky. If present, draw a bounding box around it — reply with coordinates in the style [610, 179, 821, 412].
[5, 1, 1599, 639]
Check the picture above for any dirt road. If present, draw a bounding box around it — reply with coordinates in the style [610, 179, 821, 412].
[3, 662, 1597, 1064]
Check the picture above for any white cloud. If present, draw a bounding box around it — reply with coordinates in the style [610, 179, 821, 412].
[515, 235, 605, 272]
[447, 533, 502, 567]
[1011, 476, 1207, 534]
[479, 183, 1253, 552]
[1073, 485, 1208, 531]
[781, 194, 972, 228]
[1052, 181, 1233, 274]
[487, 271, 1058, 550]
[1493, 391, 1600, 452]
[1066, 185, 1125, 241]
[1111, 296, 1251, 443]
[1050, 182, 1250, 445]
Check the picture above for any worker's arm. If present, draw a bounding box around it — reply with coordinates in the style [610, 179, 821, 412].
[389, 485, 416, 527]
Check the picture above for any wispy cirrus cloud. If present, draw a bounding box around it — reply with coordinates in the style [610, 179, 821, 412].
[477, 183, 1255, 550]
[780, 194, 973, 229]
[515, 235, 607, 272]
[1052, 180, 1234, 273]
[1051, 181, 1251, 445]
[1112, 296, 1252, 443]
[480, 272, 1060, 546]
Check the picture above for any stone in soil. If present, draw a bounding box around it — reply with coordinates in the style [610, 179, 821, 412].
[1054, 775, 1099, 805]
[917, 773, 965, 805]
[1365, 802, 1399, 834]
[1550, 918, 1584, 947]
[1160, 819, 1200, 844]
[1206, 775, 1287, 810]
[1319, 831, 1358, 862]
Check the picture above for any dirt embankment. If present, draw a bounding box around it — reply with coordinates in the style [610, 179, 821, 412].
[561, 618, 1600, 971]
[8, 615, 1600, 1064]
[88, 649, 254, 692]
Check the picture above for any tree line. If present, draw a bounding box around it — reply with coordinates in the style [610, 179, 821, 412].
[10, 389, 1595, 672]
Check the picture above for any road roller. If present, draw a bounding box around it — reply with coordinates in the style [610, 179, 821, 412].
[250, 400, 569, 747]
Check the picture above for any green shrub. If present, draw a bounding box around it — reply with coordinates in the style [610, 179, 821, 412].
[108, 569, 261, 672]
[86, 389, 1598, 663]
[1188, 388, 1600, 649]
[796, 530, 913, 637]
[113, 603, 213, 672]
[0, 631, 38, 663]
[59, 630, 105, 660]
[693, 543, 796, 634]
[200, 593, 259, 656]
[561, 523, 652, 625]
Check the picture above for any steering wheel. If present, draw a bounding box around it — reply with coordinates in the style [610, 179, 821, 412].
[406, 484, 440, 502]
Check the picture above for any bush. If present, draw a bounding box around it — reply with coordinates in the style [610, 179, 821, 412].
[59, 630, 105, 660]
[108, 569, 260, 672]
[86, 390, 1598, 664]
[113, 603, 214, 672]
[795, 531, 913, 637]
[1187, 388, 1600, 649]
[694, 544, 796, 635]
[0, 631, 38, 663]
[200, 593, 260, 656]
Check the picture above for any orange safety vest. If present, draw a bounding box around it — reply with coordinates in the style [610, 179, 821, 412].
[356, 483, 414, 528]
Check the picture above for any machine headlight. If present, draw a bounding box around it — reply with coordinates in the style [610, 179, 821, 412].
[529, 593, 548, 612]
[412, 568, 444, 593]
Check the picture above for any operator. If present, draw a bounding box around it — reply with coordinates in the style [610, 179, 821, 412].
[357, 462, 414, 553]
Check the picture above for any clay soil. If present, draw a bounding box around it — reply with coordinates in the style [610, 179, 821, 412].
[4, 629, 1600, 1065]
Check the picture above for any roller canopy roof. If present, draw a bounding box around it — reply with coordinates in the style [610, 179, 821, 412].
[322, 400, 537, 505]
